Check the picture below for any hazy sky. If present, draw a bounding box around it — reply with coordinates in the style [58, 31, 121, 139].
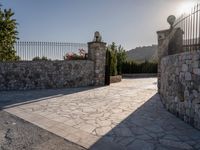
[1, 0, 199, 50]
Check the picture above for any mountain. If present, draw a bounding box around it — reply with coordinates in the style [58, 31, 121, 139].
[126, 45, 158, 62]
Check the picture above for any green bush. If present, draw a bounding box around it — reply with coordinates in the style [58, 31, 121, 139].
[107, 42, 126, 76]
[122, 61, 157, 74]
[32, 56, 50, 61]
[117, 45, 126, 75]
[0, 5, 20, 61]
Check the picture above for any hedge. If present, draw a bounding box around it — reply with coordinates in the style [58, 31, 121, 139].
[122, 61, 157, 74]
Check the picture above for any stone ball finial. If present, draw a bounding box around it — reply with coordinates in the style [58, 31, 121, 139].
[93, 31, 102, 42]
[167, 15, 176, 28]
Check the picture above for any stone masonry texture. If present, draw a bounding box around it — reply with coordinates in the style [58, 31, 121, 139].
[157, 28, 183, 93]
[0, 60, 94, 91]
[160, 50, 200, 129]
[88, 42, 106, 86]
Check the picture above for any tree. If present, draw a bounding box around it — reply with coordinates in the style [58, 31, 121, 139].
[107, 42, 127, 76]
[117, 45, 126, 75]
[107, 42, 118, 76]
[0, 5, 20, 61]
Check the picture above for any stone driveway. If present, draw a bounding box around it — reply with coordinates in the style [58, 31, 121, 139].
[1, 78, 200, 150]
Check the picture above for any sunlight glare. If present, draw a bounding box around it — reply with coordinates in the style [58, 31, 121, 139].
[178, 1, 196, 15]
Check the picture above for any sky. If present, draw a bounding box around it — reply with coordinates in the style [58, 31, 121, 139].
[1, 0, 200, 50]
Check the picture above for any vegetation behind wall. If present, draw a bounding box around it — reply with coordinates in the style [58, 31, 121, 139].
[107, 42, 126, 76]
[122, 61, 158, 74]
[0, 5, 20, 61]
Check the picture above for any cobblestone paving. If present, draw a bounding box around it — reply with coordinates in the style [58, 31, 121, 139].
[1, 78, 200, 150]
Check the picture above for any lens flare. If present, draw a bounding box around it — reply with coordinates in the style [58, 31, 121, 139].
[178, 1, 196, 15]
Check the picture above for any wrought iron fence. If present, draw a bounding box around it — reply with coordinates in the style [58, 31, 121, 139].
[173, 3, 200, 51]
[14, 41, 88, 60]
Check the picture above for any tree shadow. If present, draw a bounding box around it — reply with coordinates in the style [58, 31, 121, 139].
[0, 86, 102, 109]
[89, 94, 200, 150]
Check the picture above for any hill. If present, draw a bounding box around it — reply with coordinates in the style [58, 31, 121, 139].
[126, 45, 158, 62]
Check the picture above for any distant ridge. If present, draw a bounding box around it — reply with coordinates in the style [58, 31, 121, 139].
[126, 45, 158, 62]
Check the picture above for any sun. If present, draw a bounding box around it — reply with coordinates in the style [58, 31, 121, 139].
[177, 1, 196, 15]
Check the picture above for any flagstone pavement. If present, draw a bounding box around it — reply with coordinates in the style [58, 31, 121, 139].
[1, 78, 200, 150]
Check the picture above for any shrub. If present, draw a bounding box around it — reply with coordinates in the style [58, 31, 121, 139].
[107, 42, 126, 76]
[117, 45, 126, 75]
[122, 61, 158, 74]
[32, 56, 50, 61]
[0, 5, 20, 61]
[64, 49, 86, 60]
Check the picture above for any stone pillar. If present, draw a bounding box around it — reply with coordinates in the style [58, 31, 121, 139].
[168, 28, 184, 55]
[88, 32, 107, 86]
[157, 29, 171, 93]
[157, 28, 183, 93]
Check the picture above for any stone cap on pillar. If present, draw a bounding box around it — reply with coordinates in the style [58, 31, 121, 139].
[167, 15, 176, 29]
[157, 29, 171, 34]
[157, 27, 184, 41]
[157, 29, 171, 41]
[88, 31, 107, 45]
[157, 15, 177, 40]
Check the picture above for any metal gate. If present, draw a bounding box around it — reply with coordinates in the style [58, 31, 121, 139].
[105, 50, 111, 85]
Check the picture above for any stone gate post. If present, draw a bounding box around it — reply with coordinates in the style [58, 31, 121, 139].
[88, 32, 107, 86]
[157, 29, 171, 93]
[157, 16, 184, 93]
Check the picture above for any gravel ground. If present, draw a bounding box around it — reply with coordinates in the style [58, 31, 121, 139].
[0, 110, 86, 150]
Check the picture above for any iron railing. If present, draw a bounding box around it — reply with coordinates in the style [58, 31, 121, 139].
[14, 41, 88, 60]
[173, 3, 200, 51]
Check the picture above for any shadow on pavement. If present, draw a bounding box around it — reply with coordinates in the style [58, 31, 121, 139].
[0, 86, 102, 109]
[1, 82, 200, 150]
[89, 94, 200, 150]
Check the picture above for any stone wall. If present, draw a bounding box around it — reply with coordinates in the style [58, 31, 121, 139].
[0, 60, 94, 90]
[160, 51, 200, 129]
[110, 75, 122, 83]
[0, 32, 108, 91]
[157, 28, 183, 93]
